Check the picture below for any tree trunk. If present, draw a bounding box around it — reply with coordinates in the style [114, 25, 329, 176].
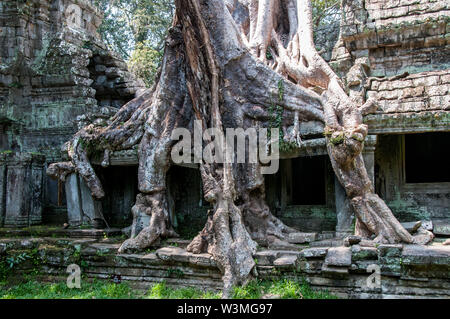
[47, 0, 433, 297]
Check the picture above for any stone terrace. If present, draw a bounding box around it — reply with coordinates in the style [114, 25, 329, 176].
[1, 233, 449, 299]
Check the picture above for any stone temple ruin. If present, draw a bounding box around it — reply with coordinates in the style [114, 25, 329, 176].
[0, 0, 145, 228]
[0, 0, 449, 298]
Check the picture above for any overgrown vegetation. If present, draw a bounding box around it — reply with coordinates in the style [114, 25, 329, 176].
[0, 279, 139, 299]
[93, 0, 339, 87]
[93, 0, 174, 87]
[0, 248, 42, 282]
[268, 80, 298, 153]
[232, 278, 337, 299]
[0, 277, 337, 299]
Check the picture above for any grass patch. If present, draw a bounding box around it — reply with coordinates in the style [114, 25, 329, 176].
[147, 282, 221, 299]
[0, 278, 338, 299]
[0, 279, 140, 299]
[232, 278, 338, 299]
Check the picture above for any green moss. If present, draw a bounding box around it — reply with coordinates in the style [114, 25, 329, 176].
[8, 82, 24, 89]
[351, 133, 365, 142]
[323, 126, 333, 137]
[329, 132, 345, 145]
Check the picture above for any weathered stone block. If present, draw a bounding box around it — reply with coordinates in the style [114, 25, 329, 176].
[254, 250, 279, 265]
[433, 219, 450, 236]
[321, 264, 349, 277]
[351, 245, 378, 261]
[65, 173, 83, 227]
[300, 247, 328, 259]
[287, 232, 318, 244]
[78, 175, 103, 227]
[401, 221, 423, 234]
[324, 247, 352, 267]
[0, 155, 6, 227]
[273, 255, 298, 268]
[378, 244, 403, 258]
[4, 154, 32, 227]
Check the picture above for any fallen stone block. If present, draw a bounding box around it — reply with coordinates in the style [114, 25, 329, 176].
[433, 219, 450, 236]
[288, 232, 318, 244]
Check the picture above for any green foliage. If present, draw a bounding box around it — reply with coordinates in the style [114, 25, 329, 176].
[0, 277, 337, 299]
[267, 80, 298, 153]
[0, 280, 137, 299]
[93, 0, 174, 87]
[147, 282, 221, 299]
[329, 132, 345, 145]
[0, 249, 42, 282]
[128, 42, 163, 87]
[311, 0, 340, 28]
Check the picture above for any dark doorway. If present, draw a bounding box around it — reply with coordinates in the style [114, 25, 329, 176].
[96, 165, 139, 227]
[405, 132, 450, 183]
[291, 156, 327, 205]
[167, 165, 209, 240]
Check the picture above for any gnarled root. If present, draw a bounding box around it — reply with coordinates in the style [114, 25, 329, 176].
[118, 192, 178, 253]
[240, 188, 297, 247]
[352, 193, 434, 245]
[47, 161, 75, 182]
[187, 195, 257, 298]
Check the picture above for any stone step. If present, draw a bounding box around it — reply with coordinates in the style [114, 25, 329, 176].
[433, 219, 450, 236]
[0, 227, 122, 239]
[310, 239, 344, 247]
[273, 255, 298, 268]
[287, 232, 318, 244]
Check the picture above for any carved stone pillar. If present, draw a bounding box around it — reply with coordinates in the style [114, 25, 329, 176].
[30, 154, 45, 225]
[362, 135, 377, 185]
[78, 175, 104, 228]
[4, 153, 32, 227]
[65, 173, 83, 227]
[335, 176, 354, 237]
[0, 153, 7, 227]
[65, 172, 106, 228]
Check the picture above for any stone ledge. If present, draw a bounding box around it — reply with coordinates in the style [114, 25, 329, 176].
[1, 237, 450, 298]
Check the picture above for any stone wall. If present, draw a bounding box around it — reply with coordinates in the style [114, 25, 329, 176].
[330, 0, 449, 226]
[1, 236, 449, 298]
[0, 0, 145, 227]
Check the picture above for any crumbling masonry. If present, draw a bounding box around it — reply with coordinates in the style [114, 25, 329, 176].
[0, 0, 144, 227]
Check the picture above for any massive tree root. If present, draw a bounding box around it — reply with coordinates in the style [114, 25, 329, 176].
[48, 0, 433, 297]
